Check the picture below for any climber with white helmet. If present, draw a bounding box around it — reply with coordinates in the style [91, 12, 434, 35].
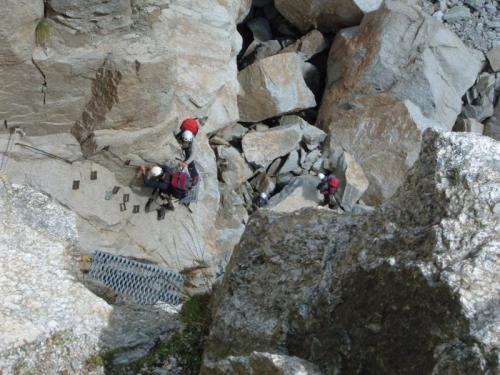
[317, 171, 342, 209]
[251, 192, 269, 213]
[178, 129, 199, 186]
[138, 164, 174, 220]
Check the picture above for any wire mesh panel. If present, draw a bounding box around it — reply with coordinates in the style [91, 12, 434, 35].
[89, 251, 183, 305]
[180, 174, 201, 205]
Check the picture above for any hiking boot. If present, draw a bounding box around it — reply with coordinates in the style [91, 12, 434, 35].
[145, 198, 154, 213]
[157, 207, 166, 221]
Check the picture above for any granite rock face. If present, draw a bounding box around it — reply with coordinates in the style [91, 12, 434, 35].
[202, 130, 500, 374]
[317, 1, 482, 205]
[0, 177, 179, 374]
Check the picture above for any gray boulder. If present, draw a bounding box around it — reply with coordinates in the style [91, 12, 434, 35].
[217, 145, 253, 189]
[462, 73, 496, 122]
[267, 175, 321, 213]
[274, 0, 383, 33]
[216, 123, 249, 142]
[238, 53, 317, 122]
[250, 171, 276, 195]
[279, 150, 300, 175]
[242, 124, 302, 168]
[336, 151, 369, 211]
[281, 30, 329, 61]
[486, 47, 500, 72]
[202, 130, 500, 374]
[280, 115, 326, 146]
[317, 1, 482, 205]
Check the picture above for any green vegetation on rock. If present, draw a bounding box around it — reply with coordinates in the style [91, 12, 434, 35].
[35, 18, 50, 47]
[133, 293, 212, 374]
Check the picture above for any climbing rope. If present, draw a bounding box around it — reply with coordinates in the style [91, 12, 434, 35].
[15, 142, 74, 164]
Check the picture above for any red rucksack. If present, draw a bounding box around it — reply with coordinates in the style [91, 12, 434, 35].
[170, 169, 193, 198]
[328, 177, 340, 195]
[180, 118, 199, 136]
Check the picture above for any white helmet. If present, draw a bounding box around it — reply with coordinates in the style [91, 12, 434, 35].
[181, 130, 194, 142]
[150, 166, 163, 177]
[318, 173, 326, 180]
[260, 192, 267, 199]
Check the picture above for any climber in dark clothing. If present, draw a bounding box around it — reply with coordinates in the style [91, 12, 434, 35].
[317, 172, 342, 209]
[178, 130, 199, 186]
[138, 165, 174, 219]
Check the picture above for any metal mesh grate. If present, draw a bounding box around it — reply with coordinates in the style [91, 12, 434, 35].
[89, 251, 183, 305]
[179, 177, 200, 205]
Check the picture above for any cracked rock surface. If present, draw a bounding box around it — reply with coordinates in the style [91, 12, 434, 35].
[202, 130, 500, 374]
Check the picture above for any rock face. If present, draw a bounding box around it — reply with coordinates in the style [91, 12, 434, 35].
[1, 0, 241, 138]
[0, 0, 245, 284]
[274, 0, 383, 33]
[0, 177, 178, 373]
[202, 130, 500, 374]
[242, 123, 302, 168]
[238, 53, 316, 122]
[317, 1, 482, 205]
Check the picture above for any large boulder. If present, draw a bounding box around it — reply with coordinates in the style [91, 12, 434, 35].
[267, 175, 321, 213]
[274, 0, 383, 33]
[317, 1, 482, 205]
[242, 123, 302, 168]
[238, 53, 316, 122]
[0, 177, 179, 373]
[202, 130, 500, 374]
[217, 145, 253, 189]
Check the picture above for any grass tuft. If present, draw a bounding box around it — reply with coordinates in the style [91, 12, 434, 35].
[35, 19, 50, 47]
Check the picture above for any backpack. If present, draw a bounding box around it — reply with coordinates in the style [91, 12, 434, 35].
[170, 169, 193, 199]
[181, 118, 199, 136]
[328, 177, 340, 195]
